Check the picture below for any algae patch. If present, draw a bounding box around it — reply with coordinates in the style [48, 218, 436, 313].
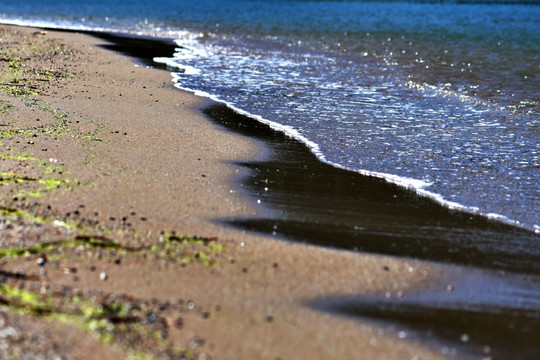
[0, 233, 226, 359]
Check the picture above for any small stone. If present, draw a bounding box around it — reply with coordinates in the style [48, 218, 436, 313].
[187, 300, 195, 310]
[447, 284, 454, 292]
[175, 317, 184, 328]
[99, 272, 108, 281]
[145, 311, 157, 324]
[36, 256, 47, 266]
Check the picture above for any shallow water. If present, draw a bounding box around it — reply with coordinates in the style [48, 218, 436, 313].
[313, 271, 540, 360]
[1, 0, 538, 230]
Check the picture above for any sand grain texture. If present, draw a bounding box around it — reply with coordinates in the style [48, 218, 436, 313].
[0, 25, 452, 360]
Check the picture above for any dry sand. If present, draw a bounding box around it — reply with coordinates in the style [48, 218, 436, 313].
[0, 25, 456, 359]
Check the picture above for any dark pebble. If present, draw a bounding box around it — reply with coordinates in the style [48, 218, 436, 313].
[266, 316, 274, 323]
[145, 311, 157, 324]
[175, 317, 184, 329]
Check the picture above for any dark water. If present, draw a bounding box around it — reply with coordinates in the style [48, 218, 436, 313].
[1, 1, 540, 359]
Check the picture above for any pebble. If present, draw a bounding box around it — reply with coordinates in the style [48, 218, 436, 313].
[175, 317, 184, 328]
[36, 256, 47, 266]
[99, 272, 108, 281]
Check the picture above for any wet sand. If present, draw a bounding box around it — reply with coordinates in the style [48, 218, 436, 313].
[0, 24, 539, 360]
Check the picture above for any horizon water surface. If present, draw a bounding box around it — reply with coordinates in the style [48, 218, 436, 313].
[1, 0, 538, 231]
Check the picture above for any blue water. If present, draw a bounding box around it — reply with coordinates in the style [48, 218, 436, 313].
[1, 0, 538, 231]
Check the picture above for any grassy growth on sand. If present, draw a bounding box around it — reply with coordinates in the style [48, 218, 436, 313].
[0, 232, 226, 359]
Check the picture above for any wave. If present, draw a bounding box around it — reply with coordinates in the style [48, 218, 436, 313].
[159, 64, 536, 235]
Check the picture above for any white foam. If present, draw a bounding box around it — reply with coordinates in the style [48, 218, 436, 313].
[0, 17, 185, 39]
[170, 68, 536, 232]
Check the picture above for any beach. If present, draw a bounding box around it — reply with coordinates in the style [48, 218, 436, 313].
[0, 24, 466, 360]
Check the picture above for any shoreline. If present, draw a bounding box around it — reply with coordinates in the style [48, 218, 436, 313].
[1, 24, 539, 360]
[0, 24, 451, 360]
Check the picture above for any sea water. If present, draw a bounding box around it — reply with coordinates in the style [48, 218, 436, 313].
[1, 0, 538, 231]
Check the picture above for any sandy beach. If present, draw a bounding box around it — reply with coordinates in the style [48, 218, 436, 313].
[0, 24, 504, 359]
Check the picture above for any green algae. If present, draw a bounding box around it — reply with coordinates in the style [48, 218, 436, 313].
[0, 170, 75, 199]
[0, 218, 223, 359]
[0, 284, 53, 317]
[0, 217, 226, 267]
[0, 99, 13, 114]
[0, 152, 78, 200]
[0, 283, 189, 360]
[152, 233, 226, 267]
[0, 235, 123, 260]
